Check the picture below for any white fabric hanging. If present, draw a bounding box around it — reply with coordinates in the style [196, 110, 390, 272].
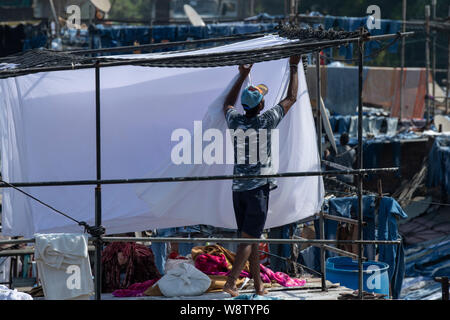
[0, 35, 324, 237]
[34, 233, 94, 300]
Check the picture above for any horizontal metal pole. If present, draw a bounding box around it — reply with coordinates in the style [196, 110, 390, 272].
[0, 238, 35, 245]
[0, 236, 402, 246]
[0, 248, 35, 257]
[0, 246, 96, 257]
[293, 235, 366, 261]
[0, 168, 399, 189]
[102, 237, 401, 245]
[322, 160, 353, 172]
[322, 244, 366, 261]
[322, 213, 367, 226]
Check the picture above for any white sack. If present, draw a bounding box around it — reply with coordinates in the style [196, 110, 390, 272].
[164, 257, 195, 274]
[0, 35, 324, 237]
[157, 262, 211, 297]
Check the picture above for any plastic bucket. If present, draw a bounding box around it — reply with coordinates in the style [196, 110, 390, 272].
[326, 257, 390, 296]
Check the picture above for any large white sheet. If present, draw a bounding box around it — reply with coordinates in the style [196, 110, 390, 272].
[0, 35, 324, 237]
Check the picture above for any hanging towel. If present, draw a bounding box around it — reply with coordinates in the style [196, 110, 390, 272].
[34, 233, 94, 300]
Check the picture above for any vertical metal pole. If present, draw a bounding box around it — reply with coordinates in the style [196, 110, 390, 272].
[250, 0, 255, 17]
[400, 0, 407, 120]
[94, 61, 102, 301]
[425, 5, 431, 124]
[357, 38, 365, 300]
[432, 0, 437, 119]
[316, 51, 323, 158]
[316, 51, 326, 292]
[290, 0, 296, 21]
[446, 6, 450, 115]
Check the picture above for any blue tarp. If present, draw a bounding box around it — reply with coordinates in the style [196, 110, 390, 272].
[404, 237, 450, 278]
[401, 236, 450, 300]
[324, 66, 370, 115]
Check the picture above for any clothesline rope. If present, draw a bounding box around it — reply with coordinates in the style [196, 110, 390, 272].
[0, 179, 104, 237]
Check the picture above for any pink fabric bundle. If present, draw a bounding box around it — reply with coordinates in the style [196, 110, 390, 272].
[195, 253, 306, 288]
[260, 264, 306, 287]
[111, 278, 160, 297]
[195, 253, 250, 278]
[195, 253, 228, 274]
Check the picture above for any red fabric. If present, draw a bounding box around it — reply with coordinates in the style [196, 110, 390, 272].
[101, 242, 161, 293]
[168, 252, 188, 260]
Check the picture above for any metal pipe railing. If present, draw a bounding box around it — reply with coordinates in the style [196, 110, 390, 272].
[0, 236, 402, 246]
[0, 168, 399, 189]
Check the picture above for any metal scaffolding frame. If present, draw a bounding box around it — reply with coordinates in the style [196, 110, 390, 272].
[0, 30, 413, 300]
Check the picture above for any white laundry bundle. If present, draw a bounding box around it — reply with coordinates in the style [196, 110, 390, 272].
[0, 285, 33, 300]
[34, 233, 94, 300]
[164, 254, 195, 274]
[157, 262, 211, 297]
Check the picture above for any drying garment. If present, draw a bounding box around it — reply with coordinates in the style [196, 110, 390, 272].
[299, 196, 377, 273]
[0, 35, 324, 237]
[101, 242, 161, 293]
[378, 197, 408, 299]
[268, 223, 298, 273]
[427, 136, 450, 195]
[34, 233, 94, 300]
[0, 285, 33, 300]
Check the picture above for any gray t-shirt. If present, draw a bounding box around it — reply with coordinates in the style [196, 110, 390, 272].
[225, 104, 285, 192]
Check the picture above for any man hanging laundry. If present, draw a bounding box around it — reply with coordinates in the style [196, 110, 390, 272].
[222, 56, 301, 297]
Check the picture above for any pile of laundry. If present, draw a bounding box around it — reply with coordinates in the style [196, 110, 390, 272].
[0, 285, 33, 300]
[110, 244, 306, 298]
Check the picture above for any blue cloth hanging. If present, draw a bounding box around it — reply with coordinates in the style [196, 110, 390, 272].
[378, 197, 407, 299]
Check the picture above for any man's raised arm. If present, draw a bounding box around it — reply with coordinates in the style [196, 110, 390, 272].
[223, 65, 252, 116]
[279, 56, 301, 115]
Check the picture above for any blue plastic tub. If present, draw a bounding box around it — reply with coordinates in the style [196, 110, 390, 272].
[326, 257, 390, 296]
